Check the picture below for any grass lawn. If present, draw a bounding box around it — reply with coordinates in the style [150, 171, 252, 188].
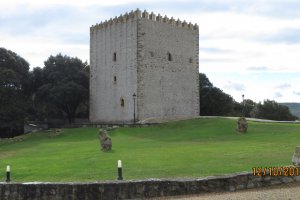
[0, 118, 299, 182]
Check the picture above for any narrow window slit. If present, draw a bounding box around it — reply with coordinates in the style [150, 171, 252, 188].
[113, 52, 117, 61]
[168, 52, 172, 61]
[120, 98, 124, 107]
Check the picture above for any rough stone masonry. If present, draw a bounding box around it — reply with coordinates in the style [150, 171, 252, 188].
[1, 172, 299, 200]
[90, 9, 199, 123]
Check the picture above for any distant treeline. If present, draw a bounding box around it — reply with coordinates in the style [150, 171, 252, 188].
[199, 73, 299, 121]
[280, 103, 300, 119]
[0, 47, 298, 138]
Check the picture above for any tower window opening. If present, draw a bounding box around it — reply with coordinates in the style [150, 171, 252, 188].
[120, 98, 125, 107]
[114, 76, 117, 83]
[168, 52, 172, 61]
[189, 58, 193, 63]
[113, 52, 117, 61]
[150, 51, 154, 57]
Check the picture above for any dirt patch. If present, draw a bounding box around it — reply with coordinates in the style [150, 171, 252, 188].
[152, 181, 300, 200]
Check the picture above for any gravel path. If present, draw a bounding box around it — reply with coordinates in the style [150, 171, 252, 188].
[151, 182, 300, 200]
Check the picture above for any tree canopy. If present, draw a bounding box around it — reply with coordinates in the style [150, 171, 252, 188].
[251, 100, 298, 121]
[199, 73, 235, 116]
[1, 48, 298, 138]
[199, 73, 298, 121]
[34, 54, 89, 123]
[0, 48, 31, 138]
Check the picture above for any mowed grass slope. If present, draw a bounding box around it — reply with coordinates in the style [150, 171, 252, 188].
[0, 118, 299, 182]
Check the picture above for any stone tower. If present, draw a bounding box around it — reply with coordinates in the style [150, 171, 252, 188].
[90, 9, 199, 123]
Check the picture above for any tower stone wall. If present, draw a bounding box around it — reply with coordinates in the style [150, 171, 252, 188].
[90, 9, 199, 123]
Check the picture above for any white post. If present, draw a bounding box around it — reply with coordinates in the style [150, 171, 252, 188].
[6, 165, 10, 182]
[117, 160, 123, 180]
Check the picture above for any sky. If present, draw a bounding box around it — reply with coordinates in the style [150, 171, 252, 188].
[1, 0, 300, 103]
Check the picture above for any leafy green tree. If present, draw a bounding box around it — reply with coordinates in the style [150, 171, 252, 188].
[239, 99, 257, 117]
[35, 54, 89, 123]
[200, 86, 235, 116]
[199, 73, 297, 121]
[199, 73, 213, 88]
[199, 73, 235, 116]
[280, 103, 300, 119]
[232, 101, 243, 116]
[0, 48, 31, 138]
[252, 100, 298, 121]
[244, 99, 256, 117]
[233, 99, 257, 117]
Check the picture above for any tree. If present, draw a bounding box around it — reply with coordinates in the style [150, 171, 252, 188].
[35, 54, 89, 123]
[0, 48, 31, 138]
[236, 99, 257, 117]
[243, 99, 256, 117]
[199, 73, 298, 120]
[199, 73, 213, 88]
[252, 100, 298, 121]
[199, 73, 235, 116]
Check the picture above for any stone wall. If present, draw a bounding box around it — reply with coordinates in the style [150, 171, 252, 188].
[90, 9, 200, 124]
[89, 11, 139, 123]
[24, 121, 48, 134]
[137, 11, 199, 120]
[1, 172, 299, 200]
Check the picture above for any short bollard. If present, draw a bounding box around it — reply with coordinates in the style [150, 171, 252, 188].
[292, 146, 300, 166]
[6, 165, 10, 182]
[117, 160, 123, 180]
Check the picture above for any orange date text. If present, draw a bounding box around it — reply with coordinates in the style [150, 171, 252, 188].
[252, 166, 299, 176]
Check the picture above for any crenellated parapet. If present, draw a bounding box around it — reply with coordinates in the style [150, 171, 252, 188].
[90, 9, 198, 32]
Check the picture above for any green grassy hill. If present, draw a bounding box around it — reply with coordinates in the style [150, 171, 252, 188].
[0, 118, 299, 182]
[280, 103, 300, 119]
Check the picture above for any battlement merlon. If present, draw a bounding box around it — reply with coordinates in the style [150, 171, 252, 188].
[90, 9, 199, 32]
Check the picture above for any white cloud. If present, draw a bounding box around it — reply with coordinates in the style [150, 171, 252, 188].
[274, 92, 283, 98]
[247, 66, 269, 71]
[276, 83, 291, 90]
[182, 12, 299, 38]
[0, 0, 176, 12]
[0, 0, 133, 8]
[200, 38, 300, 73]
[1, 33, 88, 68]
[224, 81, 246, 91]
[1, 0, 300, 103]
[187, 11, 300, 73]
[207, 71, 300, 103]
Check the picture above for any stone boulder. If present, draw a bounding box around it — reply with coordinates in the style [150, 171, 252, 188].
[236, 117, 248, 133]
[99, 130, 112, 151]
